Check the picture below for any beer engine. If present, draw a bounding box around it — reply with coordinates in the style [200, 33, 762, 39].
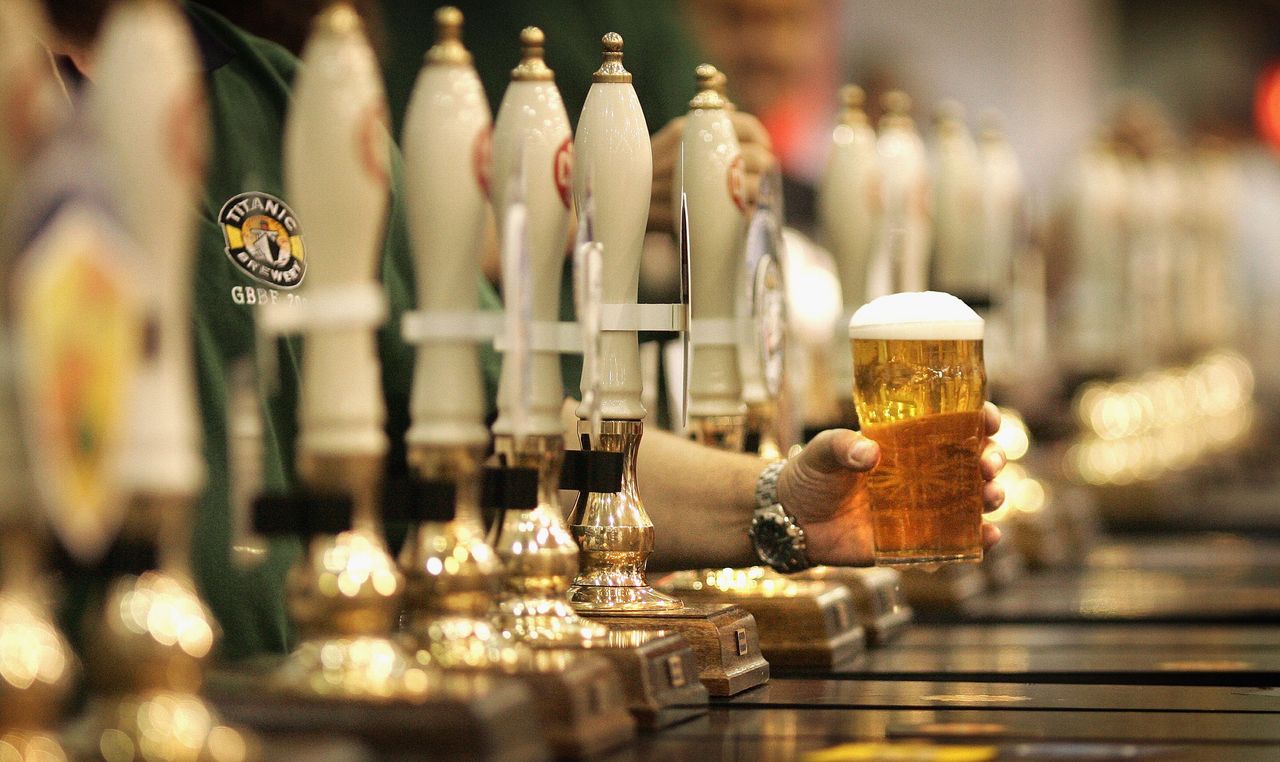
[75, 1, 249, 755]
[930, 101, 985, 307]
[977, 112, 1031, 402]
[483, 25, 693, 739]
[928, 103, 1029, 592]
[868, 91, 931, 298]
[804, 85, 913, 645]
[656, 68, 865, 668]
[263, 2, 422, 697]
[1062, 132, 1127, 382]
[701, 67, 788, 458]
[566, 44, 768, 696]
[397, 3, 513, 672]
[0, 2, 75, 756]
[819, 85, 881, 422]
[396, 14, 648, 749]
[487, 25, 607, 646]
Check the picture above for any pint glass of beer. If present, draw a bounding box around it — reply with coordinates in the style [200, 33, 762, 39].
[849, 291, 986, 566]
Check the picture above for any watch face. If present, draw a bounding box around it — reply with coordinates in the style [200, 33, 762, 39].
[752, 507, 810, 572]
[754, 255, 786, 400]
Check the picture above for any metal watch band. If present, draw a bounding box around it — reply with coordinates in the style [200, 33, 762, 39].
[750, 458, 813, 573]
[754, 458, 786, 512]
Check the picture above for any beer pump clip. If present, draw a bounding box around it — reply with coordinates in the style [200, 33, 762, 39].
[575, 170, 604, 447]
[500, 143, 533, 445]
[561, 169, 624, 496]
[660, 155, 697, 432]
[4, 204, 138, 752]
[678, 183, 693, 430]
[481, 143, 559, 522]
[13, 208, 142, 566]
[739, 167, 787, 409]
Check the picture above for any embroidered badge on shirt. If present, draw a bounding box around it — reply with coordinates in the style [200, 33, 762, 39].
[219, 191, 306, 289]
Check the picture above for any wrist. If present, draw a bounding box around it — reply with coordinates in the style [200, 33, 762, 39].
[749, 455, 813, 573]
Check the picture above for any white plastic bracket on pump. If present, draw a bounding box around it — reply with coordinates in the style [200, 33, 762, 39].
[255, 282, 388, 390]
[400, 302, 688, 355]
[401, 310, 504, 344]
[689, 317, 741, 347]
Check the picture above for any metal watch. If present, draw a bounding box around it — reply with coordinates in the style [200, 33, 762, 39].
[750, 459, 813, 573]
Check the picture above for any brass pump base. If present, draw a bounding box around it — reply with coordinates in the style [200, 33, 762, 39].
[86, 571, 254, 762]
[276, 527, 425, 700]
[400, 444, 522, 670]
[491, 434, 610, 645]
[567, 420, 681, 612]
[277, 454, 426, 700]
[0, 588, 74, 762]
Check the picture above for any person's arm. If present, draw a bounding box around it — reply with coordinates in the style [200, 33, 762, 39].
[612, 402, 1008, 571]
[637, 429, 763, 571]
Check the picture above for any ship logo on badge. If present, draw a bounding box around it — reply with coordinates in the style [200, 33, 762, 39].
[218, 191, 306, 289]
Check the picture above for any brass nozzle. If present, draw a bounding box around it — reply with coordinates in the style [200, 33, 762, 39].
[689, 63, 728, 110]
[592, 32, 630, 83]
[882, 89, 911, 115]
[842, 84, 865, 109]
[880, 89, 914, 129]
[426, 6, 471, 65]
[511, 26, 553, 81]
[934, 98, 965, 126]
[314, 2, 361, 35]
[839, 84, 866, 124]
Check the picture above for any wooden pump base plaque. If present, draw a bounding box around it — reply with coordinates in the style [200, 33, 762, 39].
[581, 603, 770, 696]
[207, 665, 547, 762]
[502, 649, 636, 758]
[799, 566, 914, 646]
[658, 573, 866, 670]
[566, 629, 708, 729]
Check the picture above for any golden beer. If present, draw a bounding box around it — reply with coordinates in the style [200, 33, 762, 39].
[849, 292, 986, 566]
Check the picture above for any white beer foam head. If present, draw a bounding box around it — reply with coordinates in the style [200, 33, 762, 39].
[848, 291, 984, 340]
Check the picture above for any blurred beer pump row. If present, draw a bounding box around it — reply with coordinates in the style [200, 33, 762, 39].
[0, 0, 1258, 759]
